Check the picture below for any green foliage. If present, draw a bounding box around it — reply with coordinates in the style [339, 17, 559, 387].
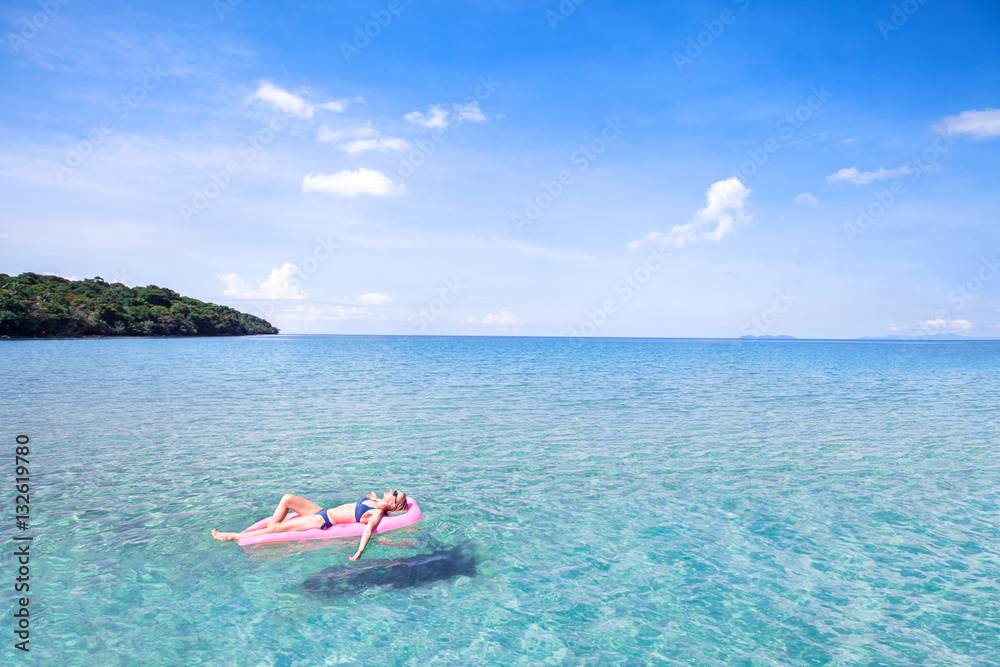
[0, 273, 279, 338]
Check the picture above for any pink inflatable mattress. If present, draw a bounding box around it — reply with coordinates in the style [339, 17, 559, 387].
[237, 498, 422, 546]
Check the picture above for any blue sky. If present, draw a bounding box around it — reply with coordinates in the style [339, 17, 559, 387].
[1, 0, 998, 337]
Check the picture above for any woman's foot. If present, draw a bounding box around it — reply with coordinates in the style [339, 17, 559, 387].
[211, 529, 242, 542]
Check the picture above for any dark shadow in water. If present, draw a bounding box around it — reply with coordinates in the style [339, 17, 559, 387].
[303, 542, 478, 597]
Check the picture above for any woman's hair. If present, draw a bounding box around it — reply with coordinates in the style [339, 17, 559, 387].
[391, 491, 408, 513]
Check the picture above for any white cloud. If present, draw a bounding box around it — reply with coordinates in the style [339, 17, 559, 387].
[628, 177, 751, 250]
[317, 122, 410, 155]
[921, 318, 973, 332]
[248, 82, 350, 119]
[794, 192, 819, 206]
[43, 271, 80, 281]
[465, 310, 522, 332]
[342, 137, 410, 155]
[299, 293, 392, 322]
[249, 82, 313, 118]
[404, 101, 489, 129]
[479, 310, 521, 325]
[357, 292, 392, 305]
[218, 272, 249, 295]
[826, 163, 941, 185]
[306, 305, 374, 321]
[304, 293, 390, 321]
[935, 108, 1000, 139]
[454, 101, 486, 122]
[302, 168, 403, 197]
[218, 263, 307, 300]
[405, 104, 451, 129]
[317, 125, 375, 142]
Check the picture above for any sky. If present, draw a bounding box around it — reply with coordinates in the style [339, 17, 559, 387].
[1, 0, 998, 338]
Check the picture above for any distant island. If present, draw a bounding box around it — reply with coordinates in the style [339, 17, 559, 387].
[855, 333, 985, 341]
[739, 335, 797, 340]
[741, 334, 999, 341]
[0, 273, 278, 338]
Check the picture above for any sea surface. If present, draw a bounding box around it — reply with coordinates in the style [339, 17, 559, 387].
[2, 335, 999, 665]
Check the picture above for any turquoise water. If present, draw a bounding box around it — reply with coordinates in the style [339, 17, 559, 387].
[2, 335, 999, 665]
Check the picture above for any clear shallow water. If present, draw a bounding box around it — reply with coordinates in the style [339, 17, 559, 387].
[2, 335, 999, 665]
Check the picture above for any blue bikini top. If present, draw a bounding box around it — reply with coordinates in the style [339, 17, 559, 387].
[354, 498, 376, 522]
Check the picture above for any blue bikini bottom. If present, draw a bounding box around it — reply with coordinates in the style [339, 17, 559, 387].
[315, 508, 333, 530]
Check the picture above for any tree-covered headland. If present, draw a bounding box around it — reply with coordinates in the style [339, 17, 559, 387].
[0, 273, 278, 338]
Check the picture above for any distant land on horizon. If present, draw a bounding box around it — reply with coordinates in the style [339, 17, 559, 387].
[741, 334, 1000, 342]
[738, 335, 798, 340]
[0, 272, 278, 338]
[854, 333, 1000, 341]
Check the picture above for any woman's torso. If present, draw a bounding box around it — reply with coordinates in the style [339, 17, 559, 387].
[325, 498, 378, 525]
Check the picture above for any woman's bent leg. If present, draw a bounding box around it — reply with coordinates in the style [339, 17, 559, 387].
[267, 494, 323, 528]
